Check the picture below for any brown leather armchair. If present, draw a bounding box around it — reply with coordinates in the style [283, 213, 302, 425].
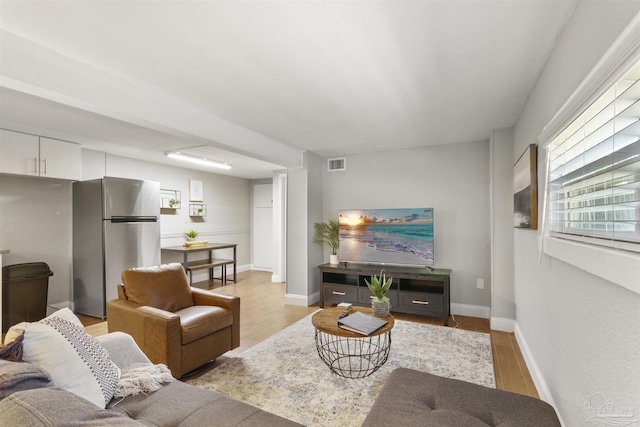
[106, 263, 240, 378]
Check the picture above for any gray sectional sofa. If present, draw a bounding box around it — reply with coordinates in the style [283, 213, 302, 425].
[0, 330, 560, 426]
[0, 332, 301, 426]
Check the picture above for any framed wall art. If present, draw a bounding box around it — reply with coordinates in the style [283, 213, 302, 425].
[189, 179, 204, 202]
[514, 144, 538, 229]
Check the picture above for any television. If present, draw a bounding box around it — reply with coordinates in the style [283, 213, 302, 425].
[338, 208, 434, 268]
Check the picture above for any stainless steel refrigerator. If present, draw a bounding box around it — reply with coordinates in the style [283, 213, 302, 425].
[73, 177, 160, 318]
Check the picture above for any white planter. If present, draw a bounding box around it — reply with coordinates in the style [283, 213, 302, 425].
[329, 254, 339, 265]
[372, 300, 390, 317]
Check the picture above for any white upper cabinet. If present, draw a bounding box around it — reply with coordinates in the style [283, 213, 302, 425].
[39, 137, 81, 180]
[0, 130, 81, 180]
[0, 129, 39, 175]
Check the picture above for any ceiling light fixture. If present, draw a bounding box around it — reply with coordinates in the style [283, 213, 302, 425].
[165, 151, 232, 170]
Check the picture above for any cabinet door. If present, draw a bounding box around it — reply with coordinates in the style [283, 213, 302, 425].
[39, 137, 81, 180]
[0, 129, 39, 175]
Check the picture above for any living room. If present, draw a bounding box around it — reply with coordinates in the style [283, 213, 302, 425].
[1, 2, 640, 426]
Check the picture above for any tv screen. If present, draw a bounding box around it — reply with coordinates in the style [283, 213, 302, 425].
[338, 208, 434, 267]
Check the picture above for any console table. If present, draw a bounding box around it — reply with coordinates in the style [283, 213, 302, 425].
[162, 243, 237, 285]
[318, 263, 451, 326]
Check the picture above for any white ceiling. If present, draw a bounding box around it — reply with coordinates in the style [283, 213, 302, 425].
[0, 0, 576, 179]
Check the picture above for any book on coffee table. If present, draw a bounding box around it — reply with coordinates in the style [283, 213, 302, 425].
[337, 311, 388, 336]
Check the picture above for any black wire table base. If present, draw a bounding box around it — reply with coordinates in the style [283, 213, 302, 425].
[314, 329, 392, 379]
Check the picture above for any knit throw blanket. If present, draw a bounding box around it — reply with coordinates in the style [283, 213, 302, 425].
[114, 363, 173, 398]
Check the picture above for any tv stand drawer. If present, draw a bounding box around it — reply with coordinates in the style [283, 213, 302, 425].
[399, 292, 443, 314]
[323, 284, 358, 305]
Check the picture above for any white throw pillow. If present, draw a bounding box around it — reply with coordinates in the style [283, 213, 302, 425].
[5, 309, 120, 408]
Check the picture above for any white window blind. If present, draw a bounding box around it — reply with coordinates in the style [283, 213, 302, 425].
[547, 60, 640, 251]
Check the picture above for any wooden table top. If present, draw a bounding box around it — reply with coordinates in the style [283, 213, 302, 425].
[162, 243, 237, 252]
[312, 306, 394, 338]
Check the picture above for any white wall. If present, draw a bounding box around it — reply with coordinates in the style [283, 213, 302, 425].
[513, 2, 640, 425]
[322, 141, 492, 314]
[490, 128, 515, 328]
[286, 151, 323, 304]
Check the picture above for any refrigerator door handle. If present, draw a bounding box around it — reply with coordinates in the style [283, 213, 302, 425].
[110, 216, 158, 223]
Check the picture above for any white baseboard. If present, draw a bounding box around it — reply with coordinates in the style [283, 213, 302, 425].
[271, 275, 284, 283]
[490, 316, 515, 332]
[451, 303, 490, 319]
[284, 292, 319, 306]
[237, 264, 251, 273]
[251, 266, 273, 273]
[513, 322, 565, 426]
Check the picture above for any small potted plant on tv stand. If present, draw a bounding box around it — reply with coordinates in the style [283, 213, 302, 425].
[313, 220, 340, 265]
[366, 271, 393, 317]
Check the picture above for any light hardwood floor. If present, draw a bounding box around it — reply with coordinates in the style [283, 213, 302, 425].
[80, 270, 538, 399]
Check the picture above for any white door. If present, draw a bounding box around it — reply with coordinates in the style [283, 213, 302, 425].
[253, 184, 273, 270]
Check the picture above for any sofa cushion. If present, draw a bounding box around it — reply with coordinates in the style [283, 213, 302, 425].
[0, 360, 52, 401]
[6, 309, 121, 409]
[362, 368, 560, 427]
[175, 305, 233, 345]
[122, 263, 194, 312]
[0, 387, 142, 426]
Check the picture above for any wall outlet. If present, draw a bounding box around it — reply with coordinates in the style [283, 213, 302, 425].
[477, 278, 485, 289]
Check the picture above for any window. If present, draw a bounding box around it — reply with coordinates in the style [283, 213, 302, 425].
[546, 60, 640, 252]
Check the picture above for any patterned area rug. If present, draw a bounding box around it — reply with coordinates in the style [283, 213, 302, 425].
[187, 312, 494, 426]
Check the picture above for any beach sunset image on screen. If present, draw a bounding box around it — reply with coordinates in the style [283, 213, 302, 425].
[338, 208, 434, 267]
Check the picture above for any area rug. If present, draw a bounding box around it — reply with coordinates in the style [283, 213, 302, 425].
[187, 312, 494, 426]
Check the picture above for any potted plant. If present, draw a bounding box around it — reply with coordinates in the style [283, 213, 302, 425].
[184, 230, 198, 241]
[365, 271, 393, 317]
[313, 220, 340, 264]
[169, 198, 179, 208]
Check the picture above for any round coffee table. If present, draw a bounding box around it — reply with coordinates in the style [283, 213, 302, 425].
[312, 307, 394, 379]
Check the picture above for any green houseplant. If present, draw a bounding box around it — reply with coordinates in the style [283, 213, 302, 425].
[365, 271, 393, 317]
[184, 230, 198, 241]
[313, 220, 340, 264]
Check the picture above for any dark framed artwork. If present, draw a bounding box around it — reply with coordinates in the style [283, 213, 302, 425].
[514, 144, 538, 229]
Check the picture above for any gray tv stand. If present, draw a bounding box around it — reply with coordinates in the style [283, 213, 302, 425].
[318, 263, 452, 326]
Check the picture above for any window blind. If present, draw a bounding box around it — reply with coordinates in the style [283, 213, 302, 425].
[547, 60, 640, 251]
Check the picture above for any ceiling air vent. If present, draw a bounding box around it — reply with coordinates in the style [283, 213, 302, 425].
[328, 157, 346, 172]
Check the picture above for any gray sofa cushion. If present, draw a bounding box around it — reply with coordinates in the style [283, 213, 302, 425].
[0, 387, 142, 426]
[363, 368, 560, 427]
[0, 360, 52, 400]
[109, 378, 302, 426]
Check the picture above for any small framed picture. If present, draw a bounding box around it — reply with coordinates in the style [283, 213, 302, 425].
[189, 179, 204, 202]
[513, 144, 537, 229]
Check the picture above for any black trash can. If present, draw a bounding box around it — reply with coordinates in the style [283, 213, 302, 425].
[2, 262, 53, 333]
